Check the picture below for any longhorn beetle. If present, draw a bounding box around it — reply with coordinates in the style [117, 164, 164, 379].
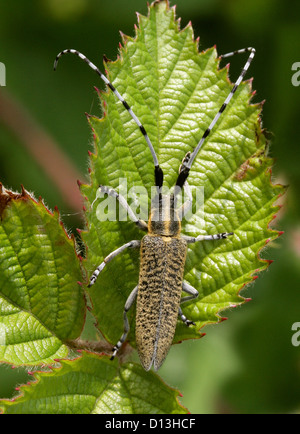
[54, 45, 255, 371]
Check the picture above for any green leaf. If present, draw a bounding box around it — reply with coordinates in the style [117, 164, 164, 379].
[81, 0, 284, 351]
[0, 351, 187, 414]
[0, 185, 85, 365]
[0, 296, 68, 365]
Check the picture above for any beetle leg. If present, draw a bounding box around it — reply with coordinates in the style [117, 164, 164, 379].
[178, 307, 195, 326]
[88, 240, 140, 287]
[110, 285, 139, 360]
[93, 185, 148, 231]
[178, 281, 199, 326]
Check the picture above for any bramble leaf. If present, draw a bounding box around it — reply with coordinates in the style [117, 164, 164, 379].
[80, 0, 284, 349]
[0, 184, 85, 365]
[0, 351, 187, 414]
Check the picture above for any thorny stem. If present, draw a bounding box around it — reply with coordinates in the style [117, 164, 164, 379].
[66, 338, 134, 363]
[66, 338, 113, 353]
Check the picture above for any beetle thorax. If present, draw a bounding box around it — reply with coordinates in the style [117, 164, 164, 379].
[148, 193, 181, 237]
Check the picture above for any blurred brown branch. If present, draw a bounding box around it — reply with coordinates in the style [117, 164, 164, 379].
[0, 89, 86, 212]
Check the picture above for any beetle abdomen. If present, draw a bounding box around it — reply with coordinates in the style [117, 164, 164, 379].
[136, 235, 187, 371]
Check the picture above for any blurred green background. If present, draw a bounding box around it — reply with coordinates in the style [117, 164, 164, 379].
[0, 0, 300, 414]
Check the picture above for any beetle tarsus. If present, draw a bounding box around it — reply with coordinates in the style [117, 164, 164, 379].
[185, 320, 196, 327]
[110, 346, 118, 360]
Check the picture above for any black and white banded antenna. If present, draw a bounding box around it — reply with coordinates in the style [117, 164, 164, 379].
[54, 49, 163, 188]
[176, 47, 256, 188]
